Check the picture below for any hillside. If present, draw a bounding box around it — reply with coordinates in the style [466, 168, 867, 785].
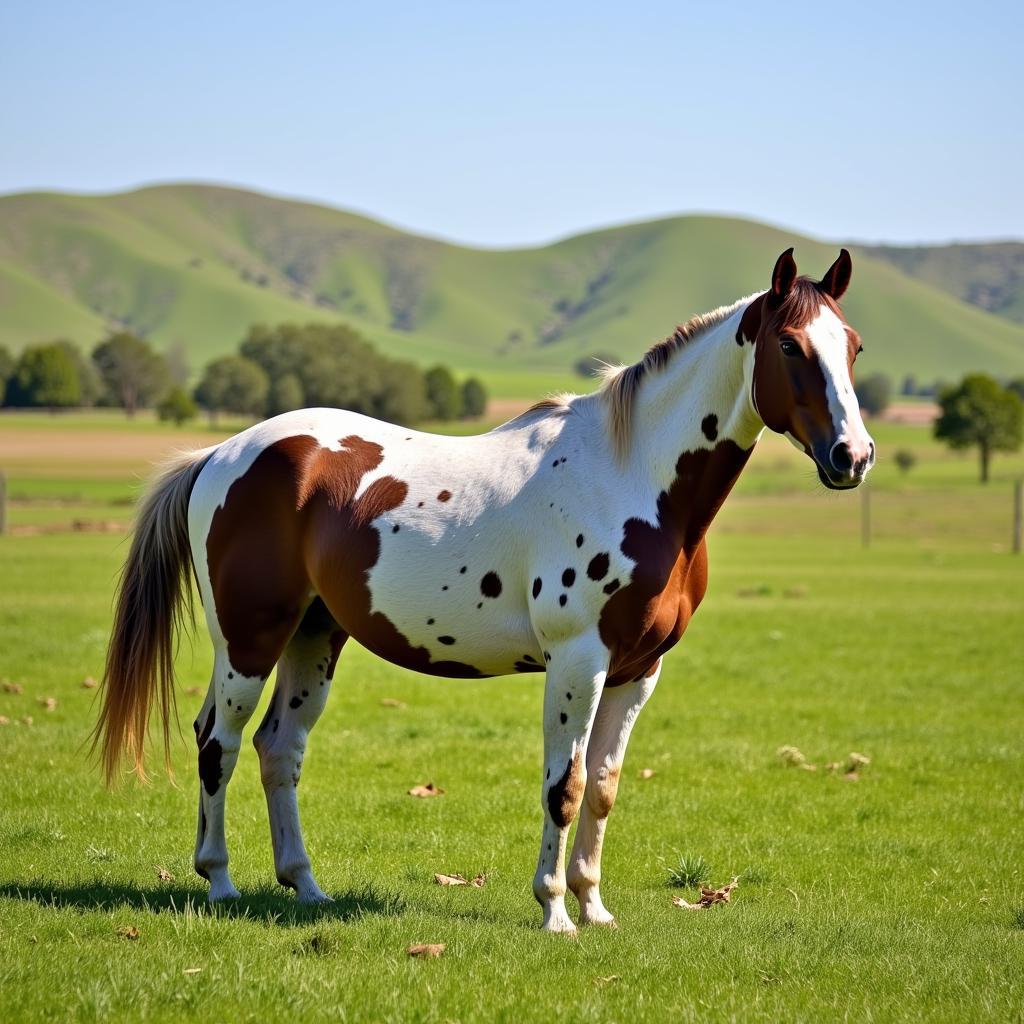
[1, 184, 1021, 397]
[860, 241, 1024, 325]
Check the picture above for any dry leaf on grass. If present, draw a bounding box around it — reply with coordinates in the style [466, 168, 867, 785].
[156, 866, 174, 882]
[408, 783, 445, 798]
[184, 686, 203, 697]
[434, 872, 469, 886]
[183, 968, 202, 976]
[639, 768, 655, 779]
[407, 942, 445, 958]
[672, 877, 739, 911]
[39, 697, 58, 712]
[117, 925, 140, 940]
[81, 676, 97, 689]
[380, 698, 407, 708]
[0, 716, 9, 726]
[20, 716, 34, 727]
[433, 872, 486, 888]
[2, 682, 24, 694]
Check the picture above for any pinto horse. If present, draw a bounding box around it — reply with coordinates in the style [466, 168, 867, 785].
[95, 248, 875, 933]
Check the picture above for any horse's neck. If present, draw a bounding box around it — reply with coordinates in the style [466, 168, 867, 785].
[626, 303, 763, 544]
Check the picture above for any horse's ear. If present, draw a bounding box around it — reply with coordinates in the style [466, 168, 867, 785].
[820, 248, 852, 300]
[770, 248, 797, 303]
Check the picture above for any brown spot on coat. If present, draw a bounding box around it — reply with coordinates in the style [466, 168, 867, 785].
[587, 763, 621, 819]
[437, 490, 452, 502]
[562, 568, 576, 587]
[586, 552, 609, 581]
[547, 748, 585, 828]
[701, 414, 718, 442]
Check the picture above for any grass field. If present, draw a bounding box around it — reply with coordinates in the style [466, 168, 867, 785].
[0, 409, 1022, 1022]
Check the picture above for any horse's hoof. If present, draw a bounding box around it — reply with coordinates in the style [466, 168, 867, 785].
[296, 887, 333, 905]
[208, 883, 241, 902]
[541, 911, 578, 936]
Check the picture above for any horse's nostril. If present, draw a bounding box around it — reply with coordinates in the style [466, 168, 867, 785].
[830, 442, 853, 473]
[868, 441, 876, 465]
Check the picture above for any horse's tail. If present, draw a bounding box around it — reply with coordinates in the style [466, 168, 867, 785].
[92, 446, 215, 786]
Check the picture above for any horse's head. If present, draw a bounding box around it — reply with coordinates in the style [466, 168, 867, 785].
[748, 248, 875, 489]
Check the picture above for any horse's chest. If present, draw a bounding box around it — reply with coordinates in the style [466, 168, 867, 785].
[600, 540, 708, 684]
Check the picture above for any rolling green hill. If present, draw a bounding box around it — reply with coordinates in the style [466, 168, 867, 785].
[860, 241, 1024, 326]
[1, 184, 1021, 397]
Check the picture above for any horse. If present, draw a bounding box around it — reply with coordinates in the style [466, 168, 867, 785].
[94, 247, 875, 933]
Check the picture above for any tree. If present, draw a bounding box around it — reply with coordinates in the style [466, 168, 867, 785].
[373, 360, 431, 425]
[267, 373, 305, 416]
[92, 332, 169, 416]
[893, 449, 917, 475]
[156, 386, 198, 426]
[934, 374, 1023, 483]
[854, 373, 892, 417]
[5, 343, 82, 410]
[1008, 378, 1024, 402]
[460, 377, 488, 418]
[194, 355, 269, 423]
[0, 345, 12, 406]
[55, 341, 101, 407]
[425, 365, 461, 420]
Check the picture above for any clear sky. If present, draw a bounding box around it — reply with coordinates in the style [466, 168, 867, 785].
[1, 0, 1021, 247]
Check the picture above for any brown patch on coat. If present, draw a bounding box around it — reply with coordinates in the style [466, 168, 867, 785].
[600, 441, 752, 685]
[587, 763, 622, 819]
[437, 490, 452, 502]
[547, 747, 585, 828]
[207, 435, 484, 681]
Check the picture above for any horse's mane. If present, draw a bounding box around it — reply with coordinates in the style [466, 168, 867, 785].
[597, 293, 757, 458]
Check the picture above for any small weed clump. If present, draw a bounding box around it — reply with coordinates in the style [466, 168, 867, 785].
[666, 853, 711, 889]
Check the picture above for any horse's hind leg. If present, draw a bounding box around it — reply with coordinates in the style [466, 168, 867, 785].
[253, 598, 346, 903]
[193, 646, 272, 900]
[566, 659, 662, 926]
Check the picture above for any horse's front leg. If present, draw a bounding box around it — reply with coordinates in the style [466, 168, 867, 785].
[567, 658, 662, 926]
[532, 638, 608, 934]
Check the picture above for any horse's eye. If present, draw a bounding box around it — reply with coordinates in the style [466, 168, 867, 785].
[780, 338, 800, 357]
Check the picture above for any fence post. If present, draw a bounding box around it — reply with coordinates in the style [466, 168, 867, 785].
[0, 471, 6, 536]
[861, 482, 871, 548]
[1014, 479, 1022, 555]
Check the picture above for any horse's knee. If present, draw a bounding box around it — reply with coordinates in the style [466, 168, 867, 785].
[586, 763, 621, 820]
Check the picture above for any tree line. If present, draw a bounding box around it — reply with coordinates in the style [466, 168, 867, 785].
[0, 324, 488, 426]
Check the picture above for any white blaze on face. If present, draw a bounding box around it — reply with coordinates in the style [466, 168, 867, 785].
[804, 305, 874, 458]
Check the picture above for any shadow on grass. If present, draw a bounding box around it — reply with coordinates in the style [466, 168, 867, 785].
[0, 880, 406, 925]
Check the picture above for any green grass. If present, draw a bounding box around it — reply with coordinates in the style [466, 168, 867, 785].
[2, 184, 1022, 397]
[0, 419, 1022, 1022]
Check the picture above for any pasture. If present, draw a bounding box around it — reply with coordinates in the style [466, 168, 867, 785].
[0, 410, 1022, 1022]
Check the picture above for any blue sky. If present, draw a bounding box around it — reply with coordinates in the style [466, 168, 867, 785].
[1, 0, 1020, 246]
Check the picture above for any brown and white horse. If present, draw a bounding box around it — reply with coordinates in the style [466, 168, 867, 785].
[95, 248, 874, 933]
